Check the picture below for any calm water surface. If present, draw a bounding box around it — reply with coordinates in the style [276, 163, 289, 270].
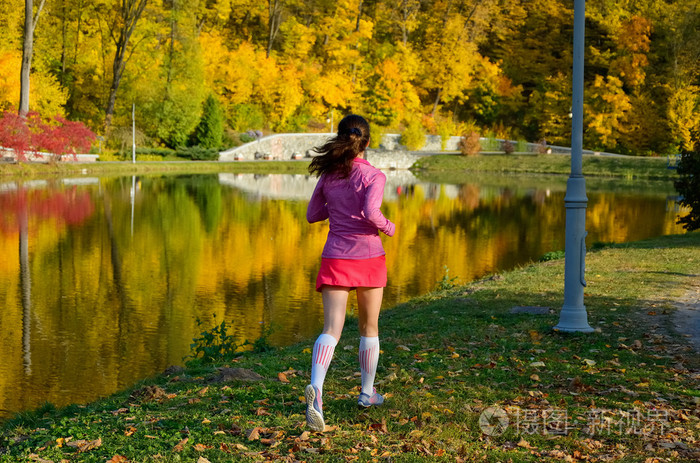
[0, 171, 684, 419]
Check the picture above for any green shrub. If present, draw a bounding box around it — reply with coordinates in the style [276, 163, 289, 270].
[400, 118, 426, 151]
[539, 250, 565, 261]
[239, 133, 256, 143]
[435, 265, 458, 291]
[481, 132, 501, 151]
[176, 145, 219, 160]
[113, 147, 176, 160]
[186, 319, 277, 365]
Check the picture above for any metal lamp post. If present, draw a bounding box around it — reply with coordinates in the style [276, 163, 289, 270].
[132, 103, 136, 164]
[555, 0, 593, 333]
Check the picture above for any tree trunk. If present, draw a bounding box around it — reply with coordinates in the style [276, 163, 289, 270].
[103, 0, 149, 134]
[432, 88, 442, 115]
[267, 0, 282, 58]
[60, 0, 67, 85]
[19, 0, 46, 116]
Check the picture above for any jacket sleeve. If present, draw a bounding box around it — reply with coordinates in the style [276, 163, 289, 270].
[362, 172, 395, 237]
[306, 176, 329, 223]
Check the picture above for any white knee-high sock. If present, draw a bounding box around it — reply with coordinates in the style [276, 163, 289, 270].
[310, 333, 337, 396]
[359, 336, 380, 395]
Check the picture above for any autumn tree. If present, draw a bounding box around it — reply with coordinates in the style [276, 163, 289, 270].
[103, 0, 149, 134]
[136, 0, 207, 147]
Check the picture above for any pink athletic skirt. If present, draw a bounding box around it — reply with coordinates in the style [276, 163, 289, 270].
[316, 255, 387, 292]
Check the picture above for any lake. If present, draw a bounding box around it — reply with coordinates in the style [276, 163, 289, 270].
[0, 171, 685, 419]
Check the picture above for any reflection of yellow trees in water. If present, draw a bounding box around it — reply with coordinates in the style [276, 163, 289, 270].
[0, 176, 686, 418]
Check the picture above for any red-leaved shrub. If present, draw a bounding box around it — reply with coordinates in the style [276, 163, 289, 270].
[0, 110, 96, 162]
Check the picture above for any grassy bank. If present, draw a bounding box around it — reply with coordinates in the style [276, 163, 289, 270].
[0, 160, 312, 179]
[1, 233, 698, 462]
[412, 153, 676, 181]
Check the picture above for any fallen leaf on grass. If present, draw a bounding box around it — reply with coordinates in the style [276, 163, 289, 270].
[55, 437, 67, 448]
[247, 427, 261, 441]
[197, 457, 211, 463]
[172, 437, 188, 452]
[66, 438, 102, 452]
[221, 443, 248, 451]
[530, 374, 541, 382]
[278, 372, 290, 383]
[530, 361, 545, 367]
[27, 455, 54, 463]
[397, 345, 411, 351]
[124, 426, 137, 436]
[517, 438, 534, 449]
[298, 431, 310, 441]
[369, 419, 388, 433]
[106, 456, 128, 463]
[193, 443, 212, 452]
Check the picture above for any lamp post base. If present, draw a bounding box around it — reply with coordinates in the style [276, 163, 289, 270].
[554, 304, 594, 333]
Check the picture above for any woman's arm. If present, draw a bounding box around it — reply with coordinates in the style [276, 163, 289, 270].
[363, 172, 395, 236]
[306, 176, 329, 223]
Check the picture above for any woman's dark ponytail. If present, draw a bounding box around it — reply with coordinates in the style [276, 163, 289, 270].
[309, 115, 370, 178]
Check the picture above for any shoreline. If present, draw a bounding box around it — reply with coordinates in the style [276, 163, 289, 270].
[0, 152, 678, 182]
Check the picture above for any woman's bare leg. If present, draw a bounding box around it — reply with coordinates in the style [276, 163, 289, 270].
[356, 287, 383, 337]
[321, 285, 350, 340]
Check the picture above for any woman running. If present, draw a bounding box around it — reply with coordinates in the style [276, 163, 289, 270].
[304, 114, 396, 431]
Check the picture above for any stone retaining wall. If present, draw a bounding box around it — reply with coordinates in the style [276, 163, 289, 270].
[218, 133, 623, 167]
[218, 133, 431, 169]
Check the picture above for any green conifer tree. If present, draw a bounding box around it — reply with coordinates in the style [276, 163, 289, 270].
[191, 94, 224, 149]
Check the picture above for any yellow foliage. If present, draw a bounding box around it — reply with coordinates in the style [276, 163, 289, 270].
[0, 50, 67, 116]
[280, 17, 316, 60]
[421, 15, 480, 105]
[585, 75, 632, 149]
[667, 86, 700, 151]
[305, 66, 354, 110]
